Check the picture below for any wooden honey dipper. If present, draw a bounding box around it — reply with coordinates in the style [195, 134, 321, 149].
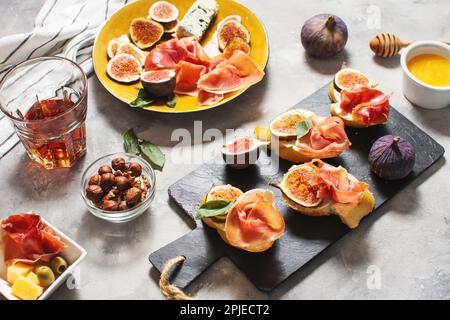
[370, 32, 450, 57]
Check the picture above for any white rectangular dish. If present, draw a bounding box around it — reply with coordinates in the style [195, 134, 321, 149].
[0, 217, 87, 300]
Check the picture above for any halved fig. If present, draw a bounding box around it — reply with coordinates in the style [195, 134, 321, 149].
[107, 34, 130, 58]
[217, 15, 242, 31]
[269, 109, 315, 139]
[149, 1, 179, 23]
[107, 54, 141, 83]
[222, 37, 251, 59]
[162, 19, 179, 33]
[130, 18, 164, 49]
[140, 69, 176, 97]
[221, 137, 267, 169]
[116, 42, 146, 66]
[276, 164, 322, 208]
[217, 20, 250, 51]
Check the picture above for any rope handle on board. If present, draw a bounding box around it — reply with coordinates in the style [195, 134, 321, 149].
[159, 256, 193, 300]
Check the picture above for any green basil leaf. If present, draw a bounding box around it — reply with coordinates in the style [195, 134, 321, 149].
[129, 89, 153, 108]
[196, 200, 233, 219]
[165, 95, 177, 108]
[296, 118, 312, 138]
[139, 141, 165, 169]
[122, 128, 140, 155]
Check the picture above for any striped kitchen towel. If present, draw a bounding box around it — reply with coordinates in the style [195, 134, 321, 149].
[0, 0, 131, 160]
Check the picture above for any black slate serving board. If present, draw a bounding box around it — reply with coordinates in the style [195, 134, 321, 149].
[149, 84, 445, 292]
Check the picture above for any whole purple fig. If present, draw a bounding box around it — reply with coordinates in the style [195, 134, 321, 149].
[301, 14, 348, 58]
[369, 135, 416, 180]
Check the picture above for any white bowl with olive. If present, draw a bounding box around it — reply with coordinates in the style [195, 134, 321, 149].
[0, 216, 87, 300]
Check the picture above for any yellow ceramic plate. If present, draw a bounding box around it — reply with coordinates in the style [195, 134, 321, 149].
[93, 0, 269, 113]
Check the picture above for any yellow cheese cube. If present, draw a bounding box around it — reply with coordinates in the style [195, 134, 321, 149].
[11, 276, 43, 300]
[7, 263, 34, 285]
[26, 272, 39, 285]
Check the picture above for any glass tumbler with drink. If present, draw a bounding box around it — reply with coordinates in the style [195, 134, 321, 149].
[0, 57, 88, 169]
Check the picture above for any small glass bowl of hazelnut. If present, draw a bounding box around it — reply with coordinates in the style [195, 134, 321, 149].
[80, 153, 156, 223]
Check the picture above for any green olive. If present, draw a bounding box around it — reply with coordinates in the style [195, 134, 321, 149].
[35, 266, 55, 287]
[50, 256, 68, 275]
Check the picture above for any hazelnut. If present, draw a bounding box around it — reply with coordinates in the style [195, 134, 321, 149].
[111, 157, 126, 171]
[125, 187, 142, 205]
[85, 185, 103, 203]
[98, 165, 112, 175]
[129, 162, 142, 177]
[100, 173, 116, 190]
[113, 170, 123, 176]
[118, 201, 128, 211]
[101, 200, 119, 211]
[115, 176, 131, 191]
[88, 174, 101, 186]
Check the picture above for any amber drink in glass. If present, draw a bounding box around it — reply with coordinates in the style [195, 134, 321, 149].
[0, 57, 88, 169]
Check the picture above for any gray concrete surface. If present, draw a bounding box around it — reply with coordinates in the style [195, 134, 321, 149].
[0, 0, 449, 300]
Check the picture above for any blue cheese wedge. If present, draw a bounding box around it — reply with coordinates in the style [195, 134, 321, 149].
[176, 0, 218, 40]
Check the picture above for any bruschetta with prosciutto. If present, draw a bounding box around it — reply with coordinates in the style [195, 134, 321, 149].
[197, 185, 285, 253]
[269, 109, 351, 163]
[276, 159, 375, 228]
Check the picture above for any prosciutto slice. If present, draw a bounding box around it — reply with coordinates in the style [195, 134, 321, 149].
[225, 189, 284, 252]
[296, 116, 350, 158]
[144, 38, 189, 70]
[310, 160, 368, 204]
[198, 90, 224, 106]
[339, 87, 390, 125]
[144, 37, 223, 72]
[198, 50, 265, 95]
[143, 38, 264, 106]
[1, 213, 66, 265]
[174, 61, 207, 96]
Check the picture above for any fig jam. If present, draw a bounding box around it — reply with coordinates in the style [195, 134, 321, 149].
[22, 95, 87, 169]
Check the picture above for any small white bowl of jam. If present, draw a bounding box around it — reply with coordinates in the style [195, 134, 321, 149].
[401, 41, 450, 109]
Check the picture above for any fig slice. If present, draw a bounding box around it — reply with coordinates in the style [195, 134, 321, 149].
[149, 1, 179, 23]
[269, 109, 315, 139]
[107, 34, 130, 58]
[217, 20, 250, 51]
[130, 18, 164, 49]
[217, 15, 242, 31]
[276, 164, 322, 208]
[116, 42, 146, 66]
[140, 69, 176, 97]
[106, 53, 141, 83]
[202, 184, 243, 231]
[334, 68, 373, 91]
[206, 185, 244, 202]
[222, 37, 251, 59]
